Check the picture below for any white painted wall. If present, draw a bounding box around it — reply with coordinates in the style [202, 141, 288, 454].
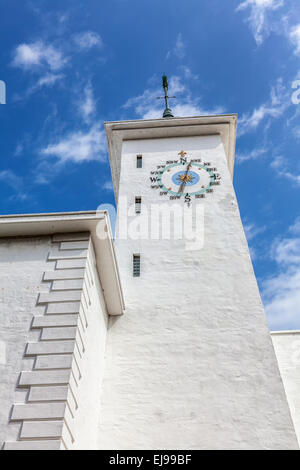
[0, 236, 53, 447]
[98, 135, 298, 449]
[271, 331, 300, 446]
[70, 243, 108, 450]
[0, 235, 109, 450]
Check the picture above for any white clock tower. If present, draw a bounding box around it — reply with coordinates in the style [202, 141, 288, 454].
[98, 86, 298, 449]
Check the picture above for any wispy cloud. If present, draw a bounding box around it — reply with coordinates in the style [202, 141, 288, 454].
[11, 40, 67, 99]
[36, 73, 64, 87]
[236, 0, 284, 45]
[123, 73, 225, 119]
[262, 225, 300, 330]
[236, 0, 300, 60]
[292, 125, 300, 139]
[236, 146, 269, 163]
[103, 180, 113, 191]
[78, 83, 96, 123]
[12, 41, 67, 71]
[243, 220, 266, 262]
[73, 31, 103, 51]
[271, 155, 300, 185]
[166, 33, 186, 59]
[0, 170, 28, 201]
[180, 66, 199, 80]
[289, 23, 300, 55]
[238, 78, 288, 135]
[18, 72, 65, 100]
[244, 222, 266, 241]
[0, 170, 22, 190]
[40, 124, 106, 164]
[289, 216, 300, 235]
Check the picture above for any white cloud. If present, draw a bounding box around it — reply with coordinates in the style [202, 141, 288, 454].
[166, 33, 186, 59]
[14, 143, 23, 156]
[289, 217, 300, 234]
[236, 146, 268, 163]
[292, 126, 300, 139]
[0, 170, 22, 190]
[238, 78, 288, 135]
[73, 31, 102, 50]
[18, 73, 65, 99]
[12, 41, 66, 71]
[263, 267, 300, 330]
[244, 222, 266, 241]
[271, 155, 300, 185]
[249, 245, 257, 260]
[168, 76, 185, 94]
[271, 237, 300, 265]
[243, 221, 266, 263]
[103, 180, 114, 191]
[123, 74, 224, 120]
[289, 23, 300, 55]
[78, 83, 96, 122]
[0, 170, 28, 201]
[37, 73, 64, 87]
[262, 229, 300, 330]
[236, 0, 284, 45]
[41, 124, 106, 164]
[181, 66, 199, 80]
[239, 102, 283, 132]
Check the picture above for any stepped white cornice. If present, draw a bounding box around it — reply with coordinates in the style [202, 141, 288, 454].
[0, 211, 125, 316]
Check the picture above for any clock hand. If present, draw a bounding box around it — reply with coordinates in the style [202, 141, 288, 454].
[178, 161, 192, 194]
[178, 179, 187, 194]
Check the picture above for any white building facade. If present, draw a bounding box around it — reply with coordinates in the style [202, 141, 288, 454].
[0, 212, 124, 449]
[0, 115, 299, 449]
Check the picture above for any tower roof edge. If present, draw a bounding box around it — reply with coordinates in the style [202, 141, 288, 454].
[105, 114, 237, 201]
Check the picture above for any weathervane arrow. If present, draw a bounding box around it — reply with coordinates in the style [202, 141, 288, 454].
[156, 75, 175, 118]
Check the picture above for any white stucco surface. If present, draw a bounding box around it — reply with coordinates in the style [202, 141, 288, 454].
[70, 242, 109, 450]
[0, 234, 110, 450]
[0, 237, 53, 446]
[271, 331, 300, 446]
[98, 134, 298, 449]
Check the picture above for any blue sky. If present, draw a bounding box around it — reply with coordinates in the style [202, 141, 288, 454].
[0, 0, 300, 330]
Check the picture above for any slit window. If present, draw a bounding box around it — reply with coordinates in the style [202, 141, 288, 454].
[135, 196, 142, 214]
[133, 254, 141, 277]
[136, 155, 142, 168]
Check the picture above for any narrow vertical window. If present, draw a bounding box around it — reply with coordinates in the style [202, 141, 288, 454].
[135, 196, 141, 214]
[133, 254, 141, 277]
[136, 155, 142, 168]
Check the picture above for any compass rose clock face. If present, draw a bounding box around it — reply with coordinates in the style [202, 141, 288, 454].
[150, 150, 221, 204]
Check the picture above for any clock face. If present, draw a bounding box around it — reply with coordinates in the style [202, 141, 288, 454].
[150, 151, 221, 204]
